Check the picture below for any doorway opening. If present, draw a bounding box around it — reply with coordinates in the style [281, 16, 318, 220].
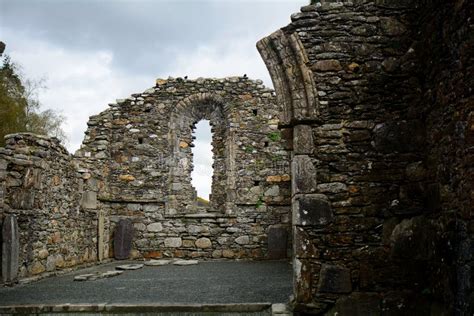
[191, 120, 213, 208]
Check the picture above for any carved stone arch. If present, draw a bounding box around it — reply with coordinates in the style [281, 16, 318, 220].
[167, 92, 235, 214]
[257, 30, 318, 125]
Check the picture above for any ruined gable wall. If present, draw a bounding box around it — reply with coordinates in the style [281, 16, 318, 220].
[259, 0, 472, 314]
[0, 133, 103, 283]
[76, 77, 292, 260]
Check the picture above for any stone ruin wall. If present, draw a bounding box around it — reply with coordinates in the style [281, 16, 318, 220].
[258, 0, 472, 314]
[0, 134, 107, 283]
[75, 77, 292, 261]
[0, 1, 472, 314]
[0, 76, 292, 284]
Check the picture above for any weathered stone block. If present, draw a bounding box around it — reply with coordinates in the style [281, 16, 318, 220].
[267, 227, 288, 259]
[10, 189, 35, 209]
[164, 237, 182, 248]
[29, 261, 45, 275]
[195, 237, 212, 248]
[405, 161, 426, 181]
[390, 216, 435, 260]
[81, 191, 97, 209]
[98, 211, 105, 261]
[2, 215, 19, 284]
[147, 222, 163, 232]
[373, 120, 425, 153]
[313, 59, 342, 72]
[280, 128, 293, 150]
[45, 254, 65, 272]
[293, 226, 318, 259]
[235, 235, 250, 245]
[293, 258, 313, 303]
[318, 264, 352, 293]
[114, 219, 133, 260]
[222, 249, 235, 258]
[0, 159, 8, 170]
[293, 125, 314, 155]
[293, 194, 333, 227]
[317, 182, 347, 194]
[291, 155, 317, 194]
[327, 292, 381, 316]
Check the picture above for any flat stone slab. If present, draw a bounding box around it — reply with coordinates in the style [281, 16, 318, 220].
[74, 270, 124, 281]
[74, 274, 96, 281]
[115, 264, 144, 270]
[101, 270, 124, 278]
[114, 219, 133, 260]
[2, 215, 20, 284]
[173, 260, 199, 266]
[145, 259, 173, 266]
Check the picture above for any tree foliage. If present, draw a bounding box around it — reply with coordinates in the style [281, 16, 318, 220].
[0, 56, 66, 147]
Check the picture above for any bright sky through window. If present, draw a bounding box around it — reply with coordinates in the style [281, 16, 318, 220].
[191, 120, 213, 200]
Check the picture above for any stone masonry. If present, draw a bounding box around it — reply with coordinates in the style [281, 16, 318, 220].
[258, 0, 472, 314]
[0, 1, 472, 315]
[75, 76, 291, 260]
[0, 77, 292, 283]
[0, 134, 103, 282]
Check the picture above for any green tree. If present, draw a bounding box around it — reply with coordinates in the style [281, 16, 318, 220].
[0, 56, 28, 146]
[0, 56, 66, 146]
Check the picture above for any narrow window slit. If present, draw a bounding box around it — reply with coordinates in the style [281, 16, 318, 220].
[191, 120, 213, 204]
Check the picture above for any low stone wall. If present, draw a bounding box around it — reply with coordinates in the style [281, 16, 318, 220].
[0, 133, 105, 283]
[102, 201, 290, 260]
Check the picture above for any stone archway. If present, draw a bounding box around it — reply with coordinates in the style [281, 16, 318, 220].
[167, 93, 235, 215]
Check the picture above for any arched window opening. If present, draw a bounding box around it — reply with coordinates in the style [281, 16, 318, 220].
[191, 120, 213, 205]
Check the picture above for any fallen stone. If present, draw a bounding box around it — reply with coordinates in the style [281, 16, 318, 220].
[74, 274, 96, 281]
[145, 259, 172, 266]
[101, 270, 123, 278]
[115, 264, 144, 270]
[173, 260, 199, 266]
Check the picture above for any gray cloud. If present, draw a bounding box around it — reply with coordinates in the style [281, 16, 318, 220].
[1, 0, 305, 76]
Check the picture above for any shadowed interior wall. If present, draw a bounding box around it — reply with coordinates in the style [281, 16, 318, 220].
[258, 0, 472, 314]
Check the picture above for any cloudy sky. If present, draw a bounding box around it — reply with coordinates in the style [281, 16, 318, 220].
[0, 0, 306, 199]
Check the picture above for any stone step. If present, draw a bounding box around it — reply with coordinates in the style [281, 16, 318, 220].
[0, 303, 275, 315]
[271, 303, 292, 316]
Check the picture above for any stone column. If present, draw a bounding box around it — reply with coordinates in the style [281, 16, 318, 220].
[291, 126, 319, 304]
[97, 210, 105, 261]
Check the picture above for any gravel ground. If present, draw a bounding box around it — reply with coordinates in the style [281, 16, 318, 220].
[0, 260, 292, 306]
